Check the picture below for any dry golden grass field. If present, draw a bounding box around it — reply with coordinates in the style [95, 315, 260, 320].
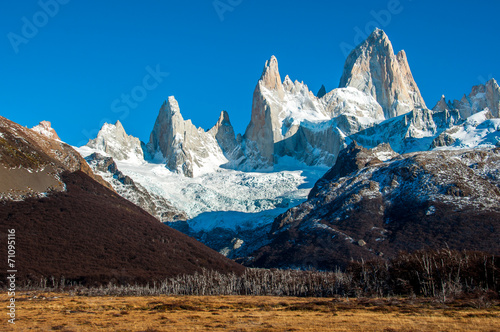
[2, 292, 499, 331]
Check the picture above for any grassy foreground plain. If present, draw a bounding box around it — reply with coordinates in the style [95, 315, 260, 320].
[2, 292, 499, 331]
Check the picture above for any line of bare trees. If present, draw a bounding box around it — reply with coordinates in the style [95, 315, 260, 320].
[348, 248, 499, 300]
[11, 249, 500, 299]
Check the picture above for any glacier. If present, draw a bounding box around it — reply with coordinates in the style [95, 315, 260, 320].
[77, 145, 327, 223]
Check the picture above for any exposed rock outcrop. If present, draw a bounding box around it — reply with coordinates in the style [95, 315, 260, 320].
[242, 55, 387, 168]
[308, 142, 386, 198]
[431, 109, 499, 149]
[350, 108, 461, 153]
[339, 28, 426, 119]
[31, 121, 61, 141]
[432, 95, 454, 113]
[243, 56, 289, 165]
[141, 30, 432, 172]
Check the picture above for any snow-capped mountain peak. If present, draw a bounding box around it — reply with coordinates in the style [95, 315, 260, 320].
[432, 95, 453, 113]
[86, 120, 144, 162]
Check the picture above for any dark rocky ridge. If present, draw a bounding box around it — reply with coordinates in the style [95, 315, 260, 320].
[242, 143, 500, 270]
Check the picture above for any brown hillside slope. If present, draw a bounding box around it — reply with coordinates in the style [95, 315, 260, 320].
[0, 115, 244, 285]
[0, 115, 113, 197]
[0, 171, 244, 285]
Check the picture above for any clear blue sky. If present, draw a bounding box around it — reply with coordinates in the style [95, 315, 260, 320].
[1, 0, 499, 146]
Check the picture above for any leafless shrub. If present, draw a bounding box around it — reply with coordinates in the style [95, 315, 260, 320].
[9, 249, 499, 300]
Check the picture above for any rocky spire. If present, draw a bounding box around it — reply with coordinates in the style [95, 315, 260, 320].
[432, 95, 453, 112]
[485, 78, 500, 117]
[243, 56, 287, 165]
[147, 96, 185, 158]
[208, 110, 239, 158]
[244, 55, 365, 168]
[339, 28, 426, 119]
[260, 55, 283, 91]
[317, 84, 327, 98]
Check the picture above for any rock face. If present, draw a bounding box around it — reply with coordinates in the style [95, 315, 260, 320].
[451, 79, 500, 119]
[147, 96, 228, 177]
[339, 28, 426, 119]
[85, 153, 188, 222]
[244, 144, 500, 270]
[208, 111, 241, 159]
[243, 56, 289, 166]
[87, 120, 144, 161]
[427, 79, 500, 150]
[240, 30, 429, 169]
[31, 121, 61, 140]
[243, 56, 335, 167]
[307, 142, 385, 198]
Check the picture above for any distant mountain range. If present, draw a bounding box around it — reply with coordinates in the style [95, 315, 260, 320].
[1, 29, 499, 276]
